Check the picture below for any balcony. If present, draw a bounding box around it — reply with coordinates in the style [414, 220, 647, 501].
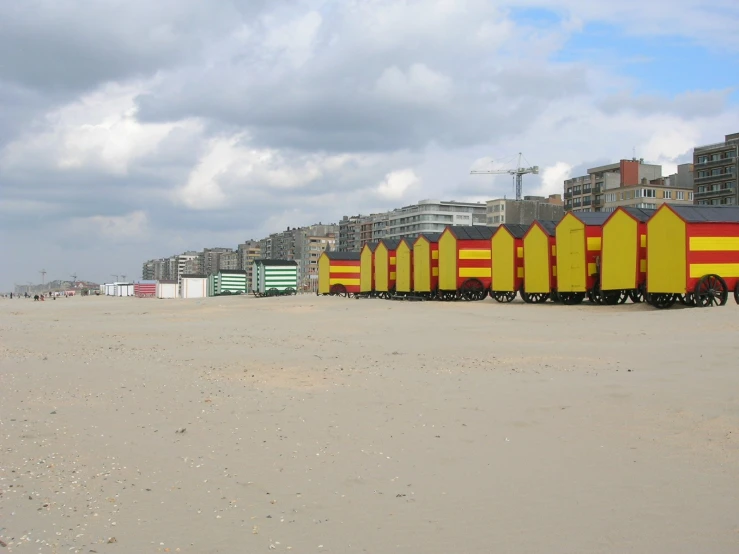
[694, 156, 737, 168]
[583, 187, 592, 194]
[564, 192, 572, 199]
[694, 173, 735, 184]
[695, 185, 736, 199]
[582, 198, 592, 206]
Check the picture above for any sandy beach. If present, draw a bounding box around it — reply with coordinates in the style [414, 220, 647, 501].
[1, 294, 738, 553]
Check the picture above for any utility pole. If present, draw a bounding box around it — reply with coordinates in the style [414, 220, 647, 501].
[111, 274, 119, 282]
[121, 275, 127, 282]
[40, 269, 47, 285]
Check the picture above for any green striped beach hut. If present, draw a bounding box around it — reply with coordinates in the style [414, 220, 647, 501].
[207, 273, 220, 297]
[216, 270, 247, 295]
[252, 260, 298, 297]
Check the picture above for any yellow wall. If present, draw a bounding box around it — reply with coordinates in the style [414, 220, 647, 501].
[492, 228, 514, 291]
[360, 246, 373, 292]
[375, 242, 389, 291]
[647, 207, 686, 293]
[601, 210, 637, 290]
[523, 225, 550, 293]
[438, 230, 457, 290]
[556, 213, 586, 292]
[396, 241, 412, 292]
[318, 254, 330, 294]
[414, 237, 431, 292]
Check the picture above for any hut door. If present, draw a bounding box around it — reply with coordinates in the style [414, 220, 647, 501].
[570, 228, 585, 290]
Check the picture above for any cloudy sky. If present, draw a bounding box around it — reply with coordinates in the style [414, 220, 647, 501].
[1, 0, 738, 289]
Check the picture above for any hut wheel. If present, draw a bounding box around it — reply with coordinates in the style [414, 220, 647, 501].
[460, 279, 485, 301]
[520, 291, 549, 304]
[330, 284, 348, 297]
[735, 282, 739, 305]
[559, 292, 585, 305]
[693, 274, 728, 307]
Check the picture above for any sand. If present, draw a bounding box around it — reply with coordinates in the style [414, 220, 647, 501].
[1, 294, 738, 553]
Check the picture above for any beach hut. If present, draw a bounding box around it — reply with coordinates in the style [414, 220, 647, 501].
[646, 205, 739, 308]
[252, 260, 298, 296]
[117, 283, 134, 297]
[318, 251, 361, 297]
[359, 242, 379, 297]
[491, 224, 528, 302]
[600, 207, 655, 304]
[521, 220, 557, 303]
[217, 270, 247, 295]
[555, 212, 609, 304]
[374, 239, 401, 298]
[134, 280, 157, 298]
[207, 274, 219, 297]
[180, 275, 208, 299]
[438, 226, 495, 300]
[412, 233, 441, 299]
[395, 238, 415, 296]
[156, 280, 179, 299]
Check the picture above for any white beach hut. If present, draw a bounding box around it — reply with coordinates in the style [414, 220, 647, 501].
[180, 275, 208, 299]
[156, 280, 179, 299]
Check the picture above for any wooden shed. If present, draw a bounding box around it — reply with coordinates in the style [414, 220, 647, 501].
[600, 207, 654, 304]
[438, 226, 495, 300]
[318, 251, 361, 297]
[252, 260, 298, 296]
[217, 270, 247, 295]
[134, 280, 156, 298]
[359, 242, 379, 296]
[555, 212, 609, 304]
[522, 220, 557, 303]
[491, 224, 528, 302]
[412, 233, 441, 298]
[156, 280, 179, 299]
[180, 275, 208, 299]
[395, 238, 415, 296]
[374, 239, 401, 297]
[646, 204, 739, 308]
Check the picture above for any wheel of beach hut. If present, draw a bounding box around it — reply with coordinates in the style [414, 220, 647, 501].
[693, 274, 728, 307]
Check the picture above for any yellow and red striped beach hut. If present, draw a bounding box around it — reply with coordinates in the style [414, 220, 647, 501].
[412, 233, 441, 298]
[491, 224, 528, 302]
[438, 226, 495, 300]
[600, 207, 654, 304]
[555, 212, 609, 304]
[318, 251, 361, 297]
[521, 220, 557, 303]
[646, 204, 739, 308]
[395, 238, 415, 296]
[359, 242, 379, 297]
[374, 239, 401, 298]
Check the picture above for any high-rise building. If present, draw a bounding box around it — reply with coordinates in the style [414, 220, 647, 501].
[564, 159, 694, 213]
[486, 195, 564, 226]
[200, 248, 233, 276]
[219, 252, 239, 271]
[693, 132, 739, 206]
[237, 241, 261, 291]
[338, 215, 365, 252]
[142, 261, 155, 280]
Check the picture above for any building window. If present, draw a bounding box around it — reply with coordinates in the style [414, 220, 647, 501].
[689, 192, 694, 201]
[697, 185, 706, 193]
[697, 156, 708, 164]
[664, 190, 672, 199]
[698, 170, 709, 178]
[711, 154, 721, 161]
[711, 168, 721, 176]
[676, 191, 685, 200]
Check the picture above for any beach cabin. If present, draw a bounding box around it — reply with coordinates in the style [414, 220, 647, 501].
[491, 224, 528, 302]
[359, 242, 379, 297]
[374, 239, 401, 298]
[521, 220, 558, 303]
[394, 238, 415, 296]
[412, 233, 441, 298]
[438, 226, 495, 300]
[180, 275, 208, 299]
[156, 280, 179, 299]
[646, 204, 739, 308]
[318, 252, 361, 297]
[555, 212, 609, 304]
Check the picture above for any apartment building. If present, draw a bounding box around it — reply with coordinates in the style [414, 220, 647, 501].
[487, 195, 564, 225]
[295, 233, 336, 292]
[142, 261, 155, 280]
[218, 252, 239, 271]
[338, 215, 365, 252]
[693, 132, 739, 206]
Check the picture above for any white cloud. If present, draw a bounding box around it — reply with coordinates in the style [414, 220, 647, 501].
[536, 162, 572, 197]
[1, 82, 202, 176]
[376, 169, 421, 200]
[70, 210, 149, 241]
[374, 63, 453, 105]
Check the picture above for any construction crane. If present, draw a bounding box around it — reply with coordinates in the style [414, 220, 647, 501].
[39, 269, 47, 285]
[71, 273, 77, 284]
[470, 152, 539, 201]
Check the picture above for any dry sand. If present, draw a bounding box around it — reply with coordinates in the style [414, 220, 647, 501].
[1, 294, 738, 553]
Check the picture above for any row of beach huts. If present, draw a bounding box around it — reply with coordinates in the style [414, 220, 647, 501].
[100, 261, 299, 299]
